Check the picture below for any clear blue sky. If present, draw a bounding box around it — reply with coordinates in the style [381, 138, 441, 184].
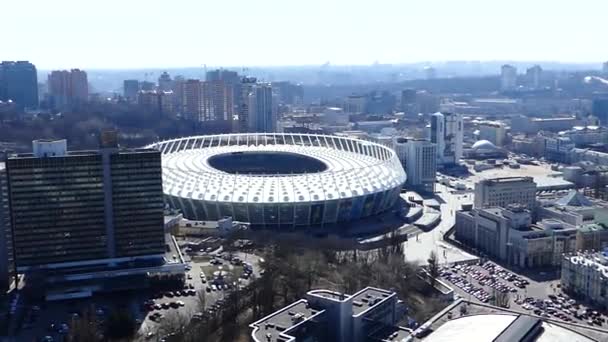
[2, 0, 607, 69]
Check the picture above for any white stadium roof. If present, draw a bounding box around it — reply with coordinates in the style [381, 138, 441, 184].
[150, 133, 406, 205]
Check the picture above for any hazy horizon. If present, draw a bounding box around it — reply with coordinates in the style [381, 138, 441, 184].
[3, 0, 607, 69]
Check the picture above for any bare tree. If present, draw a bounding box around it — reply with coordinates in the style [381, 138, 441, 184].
[196, 288, 207, 313]
[427, 251, 439, 290]
[493, 289, 510, 308]
[157, 311, 190, 339]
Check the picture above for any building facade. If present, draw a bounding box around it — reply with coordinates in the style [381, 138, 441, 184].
[47, 69, 88, 110]
[430, 112, 463, 166]
[5, 137, 168, 286]
[474, 177, 537, 210]
[250, 287, 405, 342]
[247, 83, 275, 132]
[393, 137, 436, 193]
[500, 64, 517, 91]
[456, 206, 577, 268]
[479, 121, 507, 146]
[561, 252, 608, 309]
[0, 61, 38, 109]
[123, 79, 140, 102]
[0, 163, 12, 292]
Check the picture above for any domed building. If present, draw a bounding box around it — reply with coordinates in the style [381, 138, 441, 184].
[464, 139, 508, 159]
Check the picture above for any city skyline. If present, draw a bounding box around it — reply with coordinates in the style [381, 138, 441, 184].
[2, 0, 608, 69]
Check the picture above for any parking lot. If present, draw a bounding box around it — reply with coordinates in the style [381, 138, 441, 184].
[139, 250, 261, 339]
[441, 261, 608, 327]
[10, 247, 262, 342]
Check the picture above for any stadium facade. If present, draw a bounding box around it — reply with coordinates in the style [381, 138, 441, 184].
[148, 133, 406, 229]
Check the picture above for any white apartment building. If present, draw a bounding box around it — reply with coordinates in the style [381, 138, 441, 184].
[429, 112, 463, 166]
[393, 137, 436, 193]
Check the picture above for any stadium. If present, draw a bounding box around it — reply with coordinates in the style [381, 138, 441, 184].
[148, 133, 406, 229]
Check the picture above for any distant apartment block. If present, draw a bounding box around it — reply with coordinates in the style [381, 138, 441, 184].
[47, 69, 88, 110]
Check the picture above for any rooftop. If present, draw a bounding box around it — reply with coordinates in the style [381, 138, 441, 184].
[250, 300, 321, 342]
[416, 300, 604, 342]
[351, 287, 395, 316]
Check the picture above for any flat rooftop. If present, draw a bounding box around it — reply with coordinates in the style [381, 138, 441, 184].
[250, 300, 319, 342]
[351, 287, 395, 316]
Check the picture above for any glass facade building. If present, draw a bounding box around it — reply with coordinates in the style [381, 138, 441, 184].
[5, 141, 165, 273]
[149, 133, 406, 229]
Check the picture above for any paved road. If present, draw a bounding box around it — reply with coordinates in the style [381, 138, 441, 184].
[401, 182, 477, 265]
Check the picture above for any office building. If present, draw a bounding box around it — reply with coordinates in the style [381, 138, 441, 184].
[456, 206, 577, 268]
[250, 287, 406, 342]
[526, 65, 542, 89]
[393, 137, 437, 193]
[561, 251, 608, 309]
[47, 69, 88, 110]
[429, 112, 463, 166]
[478, 121, 506, 146]
[158, 71, 172, 92]
[500, 64, 517, 91]
[0, 163, 13, 292]
[123, 79, 140, 102]
[474, 177, 537, 210]
[5, 135, 183, 297]
[0, 61, 38, 109]
[247, 83, 275, 132]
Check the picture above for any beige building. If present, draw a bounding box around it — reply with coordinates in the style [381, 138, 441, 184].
[474, 177, 537, 210]
[561, 252, 608, 309]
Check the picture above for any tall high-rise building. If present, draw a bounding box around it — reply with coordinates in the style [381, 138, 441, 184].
[138, 90, 174, 117]
[474, 177, 537, 210]
[0, 61, 39, 109]
[401, 89, 417, 114]
[0, 163, 13, 292]
[526, 65, 542, 90]
[271, 81, 304, 105]
[236, 77, 258, 132]
[182, 79, 203, 121]
[393, 137, 437, 193]
[202, 80, 229, 121]
[47, 69, 88, 110]
[500, 64, 517, 91]
[140, 81, 156, 91]
[430, 112, 463, 166]
[592, 98, 608, 125]
[206, 69, 239, 84]
[123, 79, 140, 102]
[158, 71, 173, 92]
[247, 84, 275, 132]
[4, 135, 177, 293]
